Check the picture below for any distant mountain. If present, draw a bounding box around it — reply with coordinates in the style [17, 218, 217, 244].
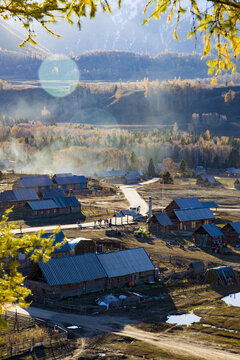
[0, 20, 50, 56]
[31, 1, 202, 56]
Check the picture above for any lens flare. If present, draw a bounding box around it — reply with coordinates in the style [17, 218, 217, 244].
[38, 54, 80, 97]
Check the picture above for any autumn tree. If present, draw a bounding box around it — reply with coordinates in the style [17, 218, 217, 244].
[162, 158, 177, 176]
[0, 209, 62, 332]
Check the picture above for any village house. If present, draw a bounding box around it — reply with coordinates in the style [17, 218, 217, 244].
[164, 197, 215, 231]
[25, 196, 81, 217]
[193, 224, 224, 247]
[13, 175, 55, 193]
[52, 174, 88, 193]
[25, 247, 156, 299]
[221, 222, 240, 245]
[124, 170, 143, 185]
[68, 237, 97, 255]
[96, 169, 126, 183]
[147, 213, 173, 234]
[196, 174, 221, 187]
[0, 188, 39, 210]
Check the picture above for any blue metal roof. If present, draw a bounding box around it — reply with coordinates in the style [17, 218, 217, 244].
[41, 188, 65, 199]
[121, 209, 132, 216]
[114, 212, 124, 218]
[41, 231, 71, 253]
[53, 196, 80, 208]
[125, 171, 143, 180]
[152, 213, 173, 226]
[200, 201, 219, 208]
[0, 189, 39, 202]
[27, 200, 59, 210]
[38, 253, 107, 286]
[54, 175, 87, 185]
[175, 197, 203, 209]
[97, 247, 155, 278]
[18, 175, 54, 188]
[229, 222, 240, 234]
[201, 224, 223, 237]
[174, 207, 215, 222]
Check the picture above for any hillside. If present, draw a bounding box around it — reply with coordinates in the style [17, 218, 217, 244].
[0, 82, 240, 137]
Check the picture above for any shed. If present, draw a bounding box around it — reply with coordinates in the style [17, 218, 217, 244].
[188, 261, 205, 277]
[193, 224, 223, 247]
[113, 212, 124, 225]
[221, 222, 240, 245]
[69, 237, 97, 255]
[205, 266, 238, 286]
[147, 213, 173, 234]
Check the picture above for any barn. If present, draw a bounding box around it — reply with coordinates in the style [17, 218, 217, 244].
[193, 224, 224, 247]
[26, 247, 156, 298]
[147, 213, 173, 234]
[221, 222, 240, 245]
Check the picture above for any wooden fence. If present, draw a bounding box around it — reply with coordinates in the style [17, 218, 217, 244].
[0, 311, 68, 359]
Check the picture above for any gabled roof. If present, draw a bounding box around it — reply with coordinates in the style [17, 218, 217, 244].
[27, 200, 59, 210]
[200, 201, 218, 208]
[41, 188, 65, 199]
[204, 175, 217, 184]
[174, 207, 215, 222]
[97, 247, 155, 278]
[228, 221, 240, 234]
[38, 253, 107, 286]
[125, 171, 143, 180]
[17, 175, 54, 188]
[54, 175, 87, 185]
[121, 209, 132, 216]
[201, 224, 223, 237]
[174, 197, 203, 209]
[0, 189, 39, 202]
[53, 196, 80, 208]
[41, 231, 71, 253]
[97, 170, 126, 178]
[37, 247, 154, 286]
[149, 213, 173, 226]
[234, 178, 240, 184]
[114, 212, 124, 218]
[54, 173, 72, 177]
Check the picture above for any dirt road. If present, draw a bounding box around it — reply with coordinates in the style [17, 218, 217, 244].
[12, 306, 240, 360]
[120, 178, 159, 216]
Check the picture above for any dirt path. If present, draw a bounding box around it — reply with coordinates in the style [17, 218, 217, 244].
[114, 325, 240, 360]
[12, 306, 240, 360]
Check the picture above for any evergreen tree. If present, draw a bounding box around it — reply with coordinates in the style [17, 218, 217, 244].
[129, 151, 138, 171]
[147, 158, 156, 177]
[162, 171, 173, 184]
[179, 159, 188, 176]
